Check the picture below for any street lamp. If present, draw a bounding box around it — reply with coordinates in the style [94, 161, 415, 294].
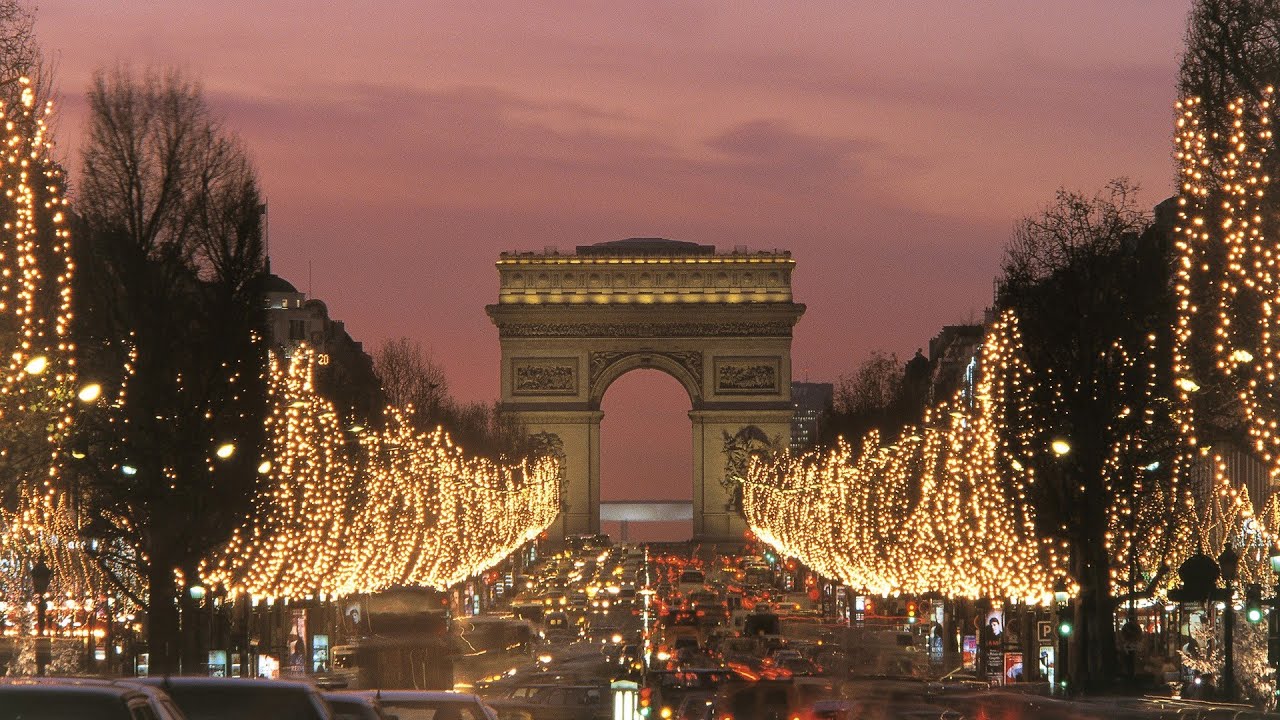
[77, 383, 102, 403]
[23, 355, 47, 375]
[1219, 543, 1239, 702]
[1270, 546, 1280, 697]
[1054, 578, 1071, 694]
[30, 558, 52, 676]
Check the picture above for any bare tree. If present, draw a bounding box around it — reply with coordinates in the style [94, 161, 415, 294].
[373, 337, 449, 428]
[73, 65, 267, 675]
[1002, 179, 1148, 287]
[1180, 0, 1280, 116]
[824, 351, 908, 445]
[834, 351, 902, 417]
[0, 1, 50, 107]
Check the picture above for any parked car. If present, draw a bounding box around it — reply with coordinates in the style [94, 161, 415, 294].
[0, 677, 186, 720]
[326, 691, 389, 720]
[350, 690, 498, 720]
[139, 676, 332, 720]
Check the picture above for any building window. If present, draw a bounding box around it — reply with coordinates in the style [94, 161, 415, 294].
[288, 319, 306, 341]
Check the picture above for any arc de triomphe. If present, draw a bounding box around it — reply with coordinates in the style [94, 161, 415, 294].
[486, 239, 805, 543]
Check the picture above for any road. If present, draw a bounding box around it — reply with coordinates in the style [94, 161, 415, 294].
[462, 540, 1269, 720]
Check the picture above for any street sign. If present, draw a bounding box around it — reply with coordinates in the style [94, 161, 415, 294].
[1037, 621, 1054, 645]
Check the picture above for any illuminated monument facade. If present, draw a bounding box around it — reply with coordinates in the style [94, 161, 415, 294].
[487, 238, 805, 542]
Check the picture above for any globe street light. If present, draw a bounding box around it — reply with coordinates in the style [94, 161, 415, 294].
[77, 383, 102, 403]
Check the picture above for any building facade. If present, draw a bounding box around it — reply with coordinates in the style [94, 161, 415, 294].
[263, 273, 383, 421]
[790, 381, 833, 453]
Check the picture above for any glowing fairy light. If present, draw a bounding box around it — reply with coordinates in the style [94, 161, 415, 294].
[1174, 89, 1280, 477]
[204, 348, 560, 599]
[0, 77, 139, 643]
[742, 313, 1066, 601]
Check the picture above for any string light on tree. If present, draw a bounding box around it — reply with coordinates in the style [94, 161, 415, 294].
[204, 348, 560, 599]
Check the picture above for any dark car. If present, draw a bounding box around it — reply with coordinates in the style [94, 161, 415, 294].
[139, 677, 332, 720]
[326, 691, 389, 720]
[0, 678, 186, 720]
[486, 684, 609, 720]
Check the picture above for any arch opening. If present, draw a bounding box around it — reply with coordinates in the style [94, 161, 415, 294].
[599, 368, 693, 542]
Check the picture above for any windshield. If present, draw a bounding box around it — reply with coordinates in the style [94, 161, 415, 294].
[164, 685, 325, 720]
[0, 692, 129, 720]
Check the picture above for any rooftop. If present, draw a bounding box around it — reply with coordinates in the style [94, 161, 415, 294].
[576, 238, 715, 257]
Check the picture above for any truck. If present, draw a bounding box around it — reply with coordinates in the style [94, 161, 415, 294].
[321, 587, 454, 690]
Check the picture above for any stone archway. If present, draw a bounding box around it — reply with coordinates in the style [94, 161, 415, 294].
[486, 238, 804, 543]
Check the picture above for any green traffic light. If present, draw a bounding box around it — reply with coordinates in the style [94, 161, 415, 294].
[1058, 621, 1073, 637]
[1248, 607, 1264, 624]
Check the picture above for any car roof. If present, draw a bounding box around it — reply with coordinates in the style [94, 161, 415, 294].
[326, 692, 379, 705]
[0, 679, 148, 699]
[503, 684, 604, 690]
[353, 690, 482, 702]
[139, 676, 319, 691]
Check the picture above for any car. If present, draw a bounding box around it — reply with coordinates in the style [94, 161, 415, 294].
[675, 692, 716, 720]
[717, 677, 836, 720]
[326, 691, 389, 720]
[485, 684, 609, 720]
[0, 677, 187, 720]
[349, 690, 498, 720]
[139, 676, 332, 720]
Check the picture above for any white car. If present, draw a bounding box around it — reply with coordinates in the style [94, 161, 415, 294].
[346, 690, 499, 720]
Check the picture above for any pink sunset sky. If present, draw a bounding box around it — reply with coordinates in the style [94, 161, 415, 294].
[40, 1, 1191, 530]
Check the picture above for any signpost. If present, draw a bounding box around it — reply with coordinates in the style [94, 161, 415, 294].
[1037, 621, 1054, 645]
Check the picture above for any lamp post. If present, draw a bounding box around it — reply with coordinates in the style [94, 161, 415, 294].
[1269, 547, 1280, 700]
[30, 558, 52, 676]
[1054, 579, 1070, 695]
[1218, 544, 1239, 703]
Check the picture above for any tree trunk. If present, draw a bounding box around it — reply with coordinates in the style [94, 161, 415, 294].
[146, 554, 179, 675]
[180, 560, 202, 674]
[1072, 535, 1118, 692]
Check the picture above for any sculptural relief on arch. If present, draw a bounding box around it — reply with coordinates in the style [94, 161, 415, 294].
[486, 238, 805, 543]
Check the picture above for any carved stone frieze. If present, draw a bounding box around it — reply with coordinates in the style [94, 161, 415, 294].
[589, 350, 703, 389]
[714, 357, 780, 393]
[513, 358, 578, 395]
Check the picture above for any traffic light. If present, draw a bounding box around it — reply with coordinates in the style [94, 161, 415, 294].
[1058, 618, 1073, 637]
[1246, 583, 1264, 624]
[639, 687, 652, 718]
[906, 601, 917, 624]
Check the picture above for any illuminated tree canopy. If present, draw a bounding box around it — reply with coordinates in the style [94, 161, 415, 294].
[204, 348, 560, 599]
